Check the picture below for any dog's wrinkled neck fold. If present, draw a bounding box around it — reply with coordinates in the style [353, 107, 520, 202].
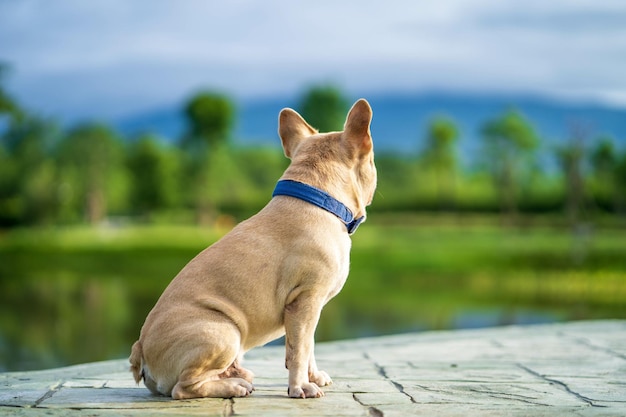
[272, 180, 365, 235]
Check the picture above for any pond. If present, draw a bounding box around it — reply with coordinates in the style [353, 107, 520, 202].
[1, 220, 624, 372]
[0, 269, 561, 372]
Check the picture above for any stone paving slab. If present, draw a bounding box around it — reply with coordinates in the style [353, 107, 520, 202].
[1, 320, 625, 416]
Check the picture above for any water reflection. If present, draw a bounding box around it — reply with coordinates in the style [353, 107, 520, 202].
[0, 273, 565, 372]
[0, 247, 621, 372]
[451, 309, 559, 329]
[1, 274, 136, 371]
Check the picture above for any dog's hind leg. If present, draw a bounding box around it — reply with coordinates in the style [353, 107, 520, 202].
[169, 320, 255, 399]
[219, 356, 254, 383]
[172, 372, 254, 399]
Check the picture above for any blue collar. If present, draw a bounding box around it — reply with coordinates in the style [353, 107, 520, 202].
[272, 179, 365, 235]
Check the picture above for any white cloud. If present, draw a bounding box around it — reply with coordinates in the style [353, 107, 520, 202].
[1, 0, 625, 121]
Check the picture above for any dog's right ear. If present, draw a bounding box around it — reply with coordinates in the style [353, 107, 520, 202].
[344, 99, 373, 157]
[278, 108, 317, 158]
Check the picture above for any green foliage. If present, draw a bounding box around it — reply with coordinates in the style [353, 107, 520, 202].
[56, 123, 129, 224]
[421, 116, 459, 209]
[298, 85, 349, 132]
[590, 137, 617, 175]
[182, 91, 234, 149]
[614, 152, 626, 212]
[0, 64, 28, 226]
[588, 137, 619, 210]
[225, 147, 290, 216]
[0, 63, 24, 124]
[0, 117, 60, 225]
[481, 109, 539, 219]
[556, 136, 586, 224]
[127, 135, 180, 216]
[204, 144, 249, 209]
[482, 109, 538, 151]
[0, 82, 625, 228]
[179, 91, 238, 224]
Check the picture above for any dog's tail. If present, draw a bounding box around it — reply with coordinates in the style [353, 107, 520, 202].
[129, 340, 144, 384]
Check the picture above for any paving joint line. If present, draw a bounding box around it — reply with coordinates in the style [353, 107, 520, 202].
[362, 352, 417, 405]
[516, 363, 605, 408]
[466, 386, 551, 407]
[222, 398, 234, 417]
[351, 393, 384, 417]
[32, 381, 63, 408]
[568, 335, 626, 361]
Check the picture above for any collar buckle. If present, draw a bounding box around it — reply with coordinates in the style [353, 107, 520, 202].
[346, 216, 365, 235]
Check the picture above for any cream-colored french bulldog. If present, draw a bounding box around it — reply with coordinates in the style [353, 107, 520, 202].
[130, 99, 376, 399]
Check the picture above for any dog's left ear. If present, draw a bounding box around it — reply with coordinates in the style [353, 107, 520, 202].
[344, 99, 373, 156]
[278, 108, 317, 159]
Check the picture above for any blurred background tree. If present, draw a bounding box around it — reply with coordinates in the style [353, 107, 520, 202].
[298, 85, 349, 132]
[616, 154, 626, 215]
[589, 137, 618, 212]
[0, 116, 59, 225]
[56, 123, 128, 224]
[481, 109, 539, 223]
[0, 64, 30, 226]
[127, 134, 181, 219]
[556, 126, 588, 226]
[421, 116, 459, 211]
[182, 92, 234, 150]
[1, 85, 625, 226]
[180, 91, 235, 225]
[0, 64, 24, 124]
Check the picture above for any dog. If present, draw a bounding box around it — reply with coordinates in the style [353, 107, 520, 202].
[129, 98, 376, 399]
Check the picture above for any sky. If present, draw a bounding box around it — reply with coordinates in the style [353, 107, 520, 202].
[1, 0, 625, 123]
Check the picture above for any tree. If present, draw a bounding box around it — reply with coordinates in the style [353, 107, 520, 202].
[57, 123, 127, 224]
[556, 130, 587, 225]
[0, 63, 24, 125]
[0, 116, 59, 225]
[182, 92, 234, 150]
[127, 135, 180, 218]
[615, 150, 626, 216]
[297, 85, 349, 132]
[481, 109, 539, 222]
[589, 137, 617, 211]
[590, 138, 617, 174]
[180, 91, 235, 225]
[1, 66, 63, 226]
[421, 116, 459, 210]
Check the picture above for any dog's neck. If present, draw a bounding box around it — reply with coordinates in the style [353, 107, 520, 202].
[272, 180, 365, 235]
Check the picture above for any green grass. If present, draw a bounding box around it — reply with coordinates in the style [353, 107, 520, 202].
[348, 214, 626, 309]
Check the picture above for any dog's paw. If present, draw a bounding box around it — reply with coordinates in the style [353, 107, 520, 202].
[223, 378, 255, 398]
[235, 379, 255, 397]
[171, 378, 254, 399]
[288, 382, 324, 399]
[309, 370, 333, 387]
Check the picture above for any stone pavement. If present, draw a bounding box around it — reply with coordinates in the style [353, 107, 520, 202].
[1, 320, 625, 416]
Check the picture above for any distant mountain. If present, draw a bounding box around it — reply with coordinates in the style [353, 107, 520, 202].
[115, 92, 626, 158]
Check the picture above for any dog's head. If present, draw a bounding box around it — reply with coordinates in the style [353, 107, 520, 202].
[278, 99, 377, 221]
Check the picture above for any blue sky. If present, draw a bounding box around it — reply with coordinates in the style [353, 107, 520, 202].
[1, 0, 625, 122]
